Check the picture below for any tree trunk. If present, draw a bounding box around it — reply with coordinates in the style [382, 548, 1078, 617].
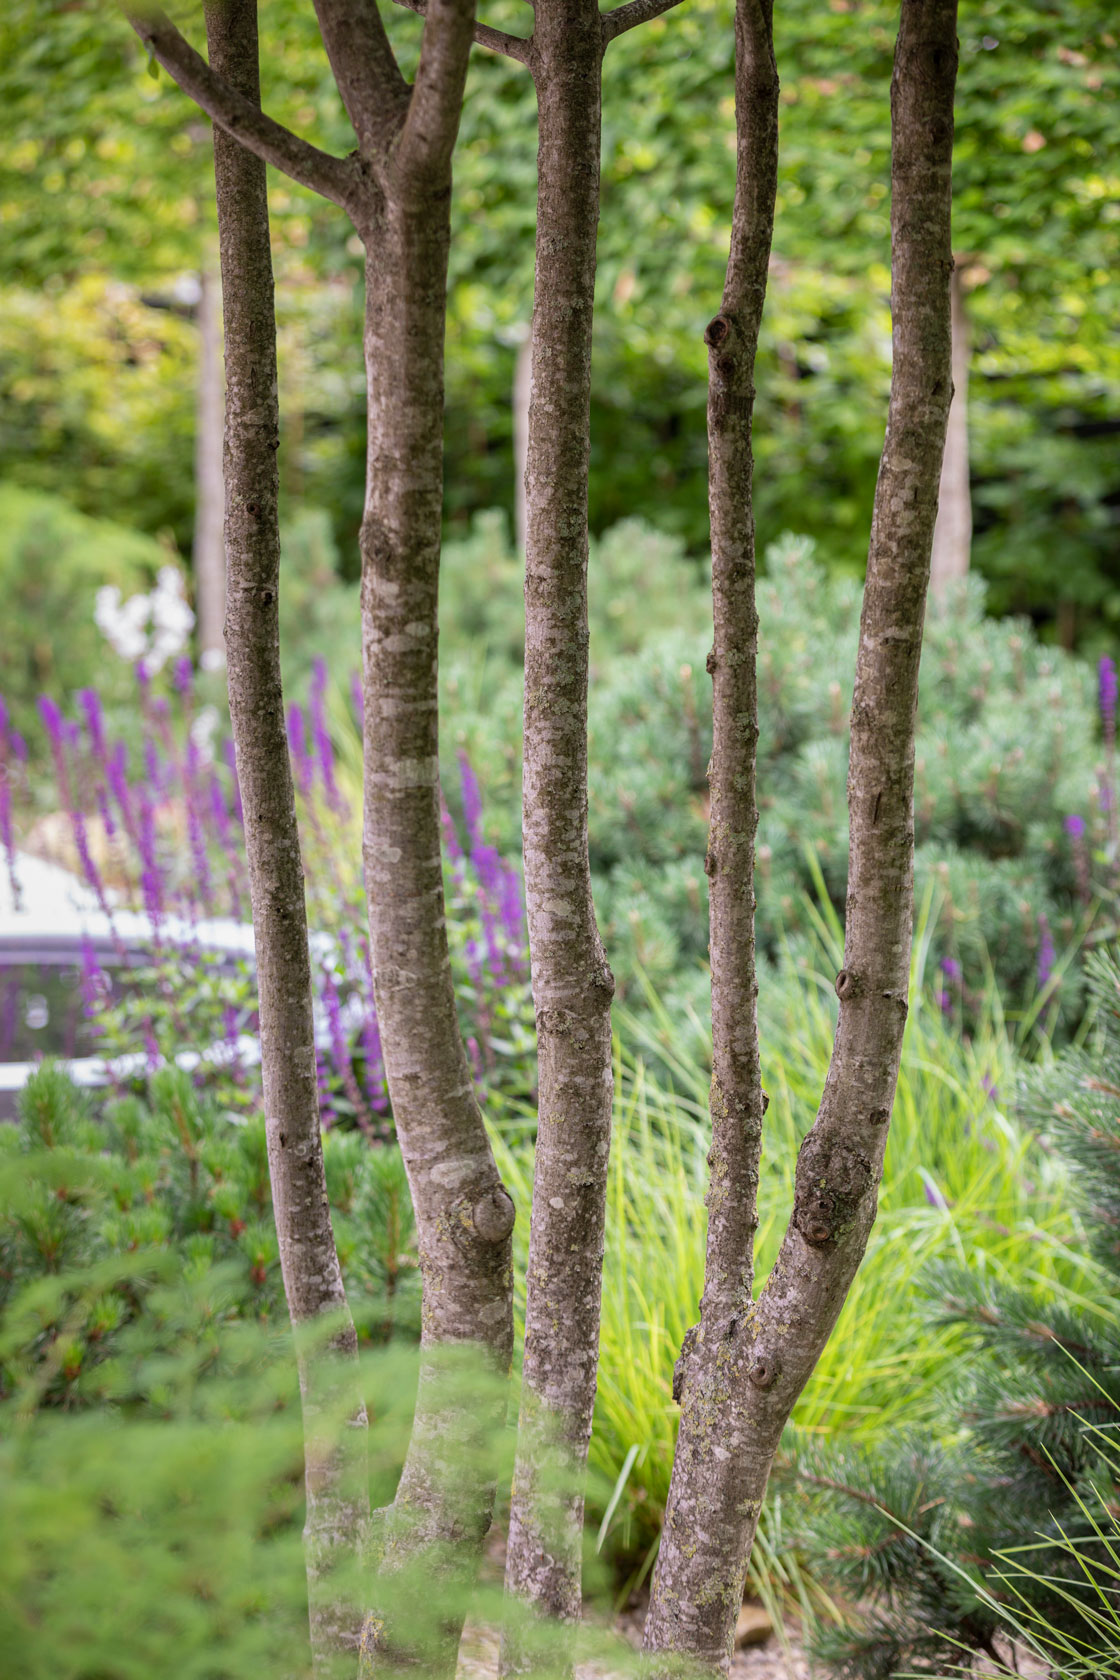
[193, 261, 227, 665]
[929, 261, 971, 601]
[643, 1, 958, 1669]
[204, 0, 368, 1665]
[499, 3, 614, 1671]
[357, 150, 516, 1680]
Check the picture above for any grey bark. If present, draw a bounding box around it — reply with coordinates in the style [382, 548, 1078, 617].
[356, 108, 515, 1680]
[643, 1, 958, 1669]
[499, 2, 614, 1671]
[203, 0, 368, 1666]
[929, 262, 971, 600]
[128, 2, 514, 1671]
[193, 262, 226, 664]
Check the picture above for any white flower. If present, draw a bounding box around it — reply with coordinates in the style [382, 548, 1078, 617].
[92, 567, 195, 669]
[189, 705, 221, 761]
[94, 583, 151, 662]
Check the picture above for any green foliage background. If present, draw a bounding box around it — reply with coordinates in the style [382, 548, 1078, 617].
[0, 0, 1116, 636]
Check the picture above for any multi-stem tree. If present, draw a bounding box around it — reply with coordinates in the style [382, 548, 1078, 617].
[117, 0, 958, 1673]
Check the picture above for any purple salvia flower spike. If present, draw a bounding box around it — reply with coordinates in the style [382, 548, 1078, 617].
[173, 656, 194, 700]
[223, 738, 244, 828]
[458, 750, 484, 849]
[95, 785, 116, 842]
[183, 738, 213, 912]
[79, 937, 106, 1034]
[471, 839, 503, 901]
[136, 790, 165, 932]
[78, 689, 107, 762]
[361, 1008, 386, 1112]
[0, 769, 19, 912]
[107, 742, 136, 841]
[309, 658, 341, 809]
[37, 694, 64, 745]
[39, 694, 111, 916]
[287, 703, 313, 797]
[499, 864, 525, 957]
[479, 895, 503, 980]
[208, 773, 243, 914]
[143, 735, 163, 797]
[1099, 654, 1118, 739]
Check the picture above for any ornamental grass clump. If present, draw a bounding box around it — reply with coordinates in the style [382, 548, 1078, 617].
[512, 912, 1094, 1612]
[786, 949, 1120, 1678]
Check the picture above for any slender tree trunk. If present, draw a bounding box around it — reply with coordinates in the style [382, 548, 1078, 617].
[193, 261, 227, 664]
[929, 261, 971, 601]
[695, 0, 776, 1366]
[641, 0, 777, 1655]
[644, 2, 958, 1669]
[499, 4, 614, 1671]
[357, 159, 516, 1680]
[204, 0, 369, 1666]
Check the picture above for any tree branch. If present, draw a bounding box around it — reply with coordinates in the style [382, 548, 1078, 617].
[601, 0, 686, 45]
[391, 0, 532, 64]
[311, 0, 410, 159]
[122, 4, 357, 209]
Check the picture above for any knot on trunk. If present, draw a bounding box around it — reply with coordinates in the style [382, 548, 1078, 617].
[748, 1352, 781, 1391]
[793, 1136, 873, 1249]
[834, 968, 861, 1001]
[705, 314, 732, 348]
[445, 1184, 516, 1251]
[472, 1185, 516, 1244]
